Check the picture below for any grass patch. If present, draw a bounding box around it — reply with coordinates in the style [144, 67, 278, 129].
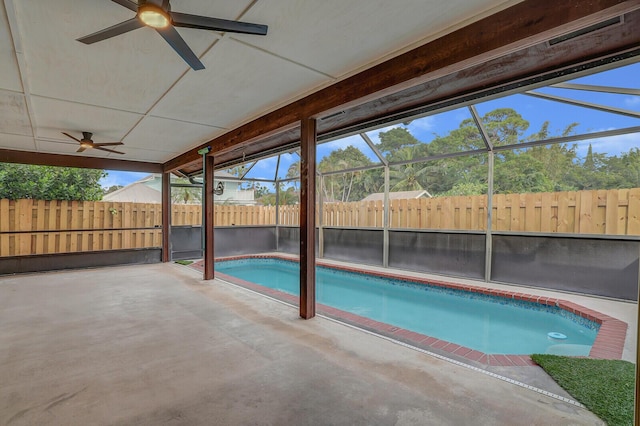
[174, 260, 194, 265]
[531, 354, 635, 426]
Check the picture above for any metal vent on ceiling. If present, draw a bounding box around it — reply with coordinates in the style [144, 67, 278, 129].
[548, 16, 622, 46]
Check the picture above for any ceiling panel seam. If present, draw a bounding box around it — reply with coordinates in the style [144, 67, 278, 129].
[0, 87, 25, 96]
[123, 0, 268, 151]
[29, 94, 146, 117]
[3, 0, 37, 150]
[0, 130, 39, 138]
[230, 37, 338, 79]
[147, 114, 228, 130]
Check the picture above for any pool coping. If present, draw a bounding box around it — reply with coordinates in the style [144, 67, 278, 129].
[189, 255, 628, 367]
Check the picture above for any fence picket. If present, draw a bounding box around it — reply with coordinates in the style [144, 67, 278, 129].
[604, 189, 619, 235]
[0, 200, 9, 256]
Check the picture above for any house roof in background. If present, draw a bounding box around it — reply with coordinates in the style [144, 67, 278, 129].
[103, 182, 162, 203]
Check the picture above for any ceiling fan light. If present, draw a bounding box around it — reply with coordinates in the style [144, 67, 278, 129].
[138, 5, 170, 28]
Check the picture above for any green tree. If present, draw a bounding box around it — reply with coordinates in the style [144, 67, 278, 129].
[286, 160, 300, 179]
[523, 121, 581, 191]
[388, 146, 431, 191]
[277, 183, 299, 205]
[103, 185, 123, 194]
[481, 108, 530, 146]
[439, 181, 488, 196]
[493, 151, 555, 193]
[376, 127, 420, 157]
[319, 146, 373, 201]
[171, 178, 202, 204]
[0, 163, 106, 201]
[526, 143, 579, 191]
[428, 120, 484, 155]
[253, 182, 270, 199]
[257, 192, 276, 206]
[598, 147, 640, 189]
[411, 117, 490, 194]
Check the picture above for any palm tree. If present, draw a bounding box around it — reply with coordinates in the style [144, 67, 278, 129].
[388, 146, 429, 191]
[171, 178, 202, 204]
[318, 146, 373, 202]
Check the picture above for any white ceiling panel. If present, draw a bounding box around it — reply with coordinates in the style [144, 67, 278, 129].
[162, 0, 256, 24]
[113, 146, 181, 163]
[123, 116, 224, 153]
[0, 2, 22, 92]
[0, 133, 36, 151]
[30, 96, 142, 143]
[0, 90, 31, 136]
[15, 0, 217, 113]
[240, 0, 513, 77]
[151, 38, 328, 128]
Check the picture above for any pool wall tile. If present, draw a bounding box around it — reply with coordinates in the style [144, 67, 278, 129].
[189, 255, 628, 366]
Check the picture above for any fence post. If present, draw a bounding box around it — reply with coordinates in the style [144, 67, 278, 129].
[485, 151, 494, 282]
[318, 174, 324, 258]
[383, 165, 390, 268]
[275, 180, 280, 251]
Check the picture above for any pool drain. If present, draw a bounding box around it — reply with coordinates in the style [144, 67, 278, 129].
[547, 331, 567, 340]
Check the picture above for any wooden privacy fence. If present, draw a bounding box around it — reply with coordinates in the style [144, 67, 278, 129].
[0, 200, 163, 257]
[325, 188, 640, 234]
[209, 187, 640, 234]
[2, 187, 640, 256]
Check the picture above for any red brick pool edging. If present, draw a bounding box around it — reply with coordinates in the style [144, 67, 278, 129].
[187, 255, 628, 366]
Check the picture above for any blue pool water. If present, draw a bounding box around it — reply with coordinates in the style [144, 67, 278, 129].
[217, 258, 599, 355]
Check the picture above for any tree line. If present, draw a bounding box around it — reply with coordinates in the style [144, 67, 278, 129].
[267, 108, 640, 203]
[0, 164, 105, 201]
[2, 108, 638, 203]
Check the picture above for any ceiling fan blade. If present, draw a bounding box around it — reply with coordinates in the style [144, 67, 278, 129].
[110, 0, 138, 12]
[77, 18, 143, 44]
[94, 146, 126, 155]
[76, 146, 88, 153]
[171, 12, 268, 35]
[62, 132, 81, 142]
[93, 142, 124, 147]
[155, 26, 204, 70]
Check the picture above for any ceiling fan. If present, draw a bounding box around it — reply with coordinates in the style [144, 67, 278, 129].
[76, 0, 268, 70]
[62, 131, 125, 155]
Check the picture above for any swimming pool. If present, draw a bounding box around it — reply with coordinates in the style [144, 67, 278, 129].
[216, 257, 600, 356]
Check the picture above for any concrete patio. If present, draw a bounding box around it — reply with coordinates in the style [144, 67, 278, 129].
[0, 263, 611, 425]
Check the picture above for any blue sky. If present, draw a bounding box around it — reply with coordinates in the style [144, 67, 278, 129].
[100, 170, 150, 189]
[102, 61, 640, 187]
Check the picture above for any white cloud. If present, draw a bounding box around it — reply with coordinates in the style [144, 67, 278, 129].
[576, 129, 640, 157]
[408, 116, 436, 133]
[320, 134, 371, 152]
[363, 124, 402, 145]
[624, 96, 640, 107]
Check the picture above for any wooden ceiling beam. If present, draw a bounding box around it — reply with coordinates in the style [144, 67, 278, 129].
[318, 9, 640, 139]
[208, 8, 640, 168]
[163, 0, 640, 173]
[0, 149, 163, 173]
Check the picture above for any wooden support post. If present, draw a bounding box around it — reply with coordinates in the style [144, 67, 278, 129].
[300, 118, 316, 319]
[204, 154, 215, 280]
[161, 171, 171, 262]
